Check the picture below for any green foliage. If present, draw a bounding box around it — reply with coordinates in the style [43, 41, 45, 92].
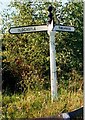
[2, 1, 83, 92]
[1, 1, 83, 119]
[55, 1, 83, 83]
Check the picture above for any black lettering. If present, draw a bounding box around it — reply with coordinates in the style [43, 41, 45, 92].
[59, 26, 71, 31]
[18, 27, 36, 32]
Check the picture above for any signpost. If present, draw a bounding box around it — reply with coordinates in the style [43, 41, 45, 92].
[9, 25, 48, 34]
[49, 31, 57, 101]
[9, 5, 75, 102]
[53, 25, 75, 32]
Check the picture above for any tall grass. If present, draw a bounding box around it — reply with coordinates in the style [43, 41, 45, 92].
[2, 87, 83, 119]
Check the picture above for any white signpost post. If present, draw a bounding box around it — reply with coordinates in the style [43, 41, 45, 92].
[49, 25, 75, 102]
[9, 6, 75, 102]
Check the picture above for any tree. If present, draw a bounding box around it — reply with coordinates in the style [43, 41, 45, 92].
[2, 0, 83, 93]
[55, 1, 83, 89]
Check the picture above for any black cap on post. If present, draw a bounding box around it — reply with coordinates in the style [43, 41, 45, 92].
[48, 5, 53, 12]
[48, 5, 53, 24]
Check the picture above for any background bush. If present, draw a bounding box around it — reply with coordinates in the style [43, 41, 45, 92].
[2, 0, 83, 93]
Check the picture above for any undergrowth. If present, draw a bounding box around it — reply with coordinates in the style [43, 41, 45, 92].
[1, 88, 83, 119]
